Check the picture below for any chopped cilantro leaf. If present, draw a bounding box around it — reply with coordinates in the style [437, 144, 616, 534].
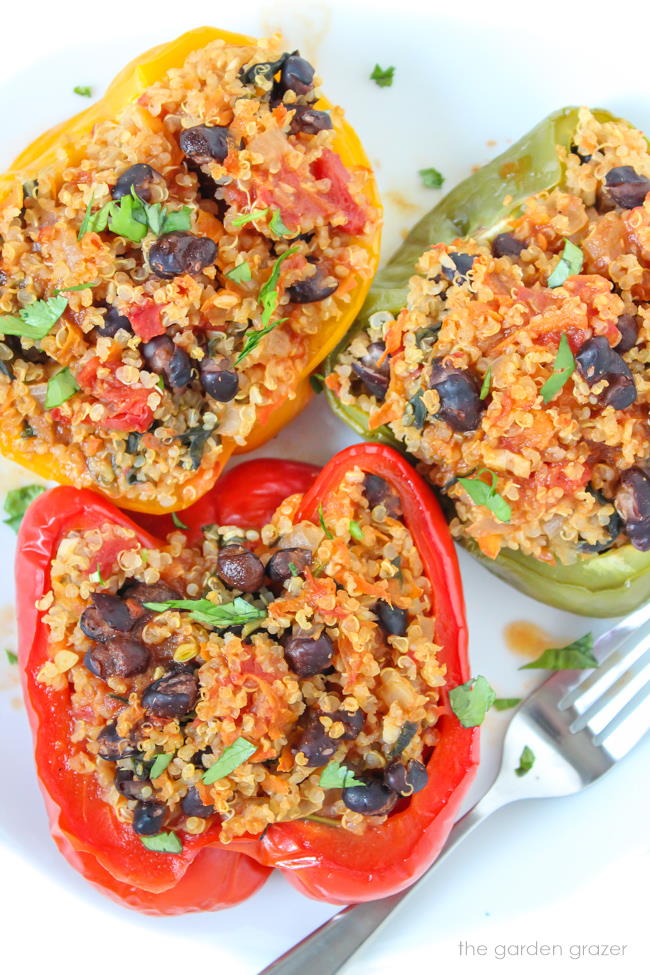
[203, 737, 256, 784]
[419, 167, 444, 189]
[149, 753, 174, 779]
[349, 519, 364, 541]
[226, 261, 252, 284]
[449, 675, 496, 728]
[370, 64, 395, 88]
[5, 650, 18, 665]
[73, 85, 92, 97]
[143, 596, 265, 629]
[319, 762, 365, 789]
[519, 633, 597, 671]
[540, 333, 575, 403]
[457, 469, 511, 523]
[171, 512, 189, 530]
[3, 484, 46, 533]
[231, 207, 270, 227]
[318, 503, 333, 539]
[547, 239, 583, 288]
[0, 295, 68, 341]
[45, 368, 79, 409]
[140, 831, 182, 853]
[515, 745, 536, 777]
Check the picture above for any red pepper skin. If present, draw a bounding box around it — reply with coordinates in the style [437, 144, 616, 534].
[17, 447, 476, 910]
[134, 458, 320, 544]
[16, 487, 269, 915]
[225, 445, 478, 904]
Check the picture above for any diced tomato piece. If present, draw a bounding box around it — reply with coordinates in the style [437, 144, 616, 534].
[127, 300, 165, 341]
[77, 356, 154, 433]
[311, 149, 367, 235]
[87, 530, 138, 579]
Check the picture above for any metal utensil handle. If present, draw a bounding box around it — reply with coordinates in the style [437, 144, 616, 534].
[259, 792, 504, 975]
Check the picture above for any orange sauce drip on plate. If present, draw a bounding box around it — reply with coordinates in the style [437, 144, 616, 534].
[503, 620, 562, 660]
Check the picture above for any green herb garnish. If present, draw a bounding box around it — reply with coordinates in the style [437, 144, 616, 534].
[78, 188, 192, 243]
[171, 512, 189, 530]
[258, 247, 299, 326]
[45, 368, 79, 409]
[89, 566, 103, 584]
[53, 281, 99, 295]
[515, 745, 536, 777]
[5, 650, 18, 665]
[547, 239, 583, 288]
[310, 373, 325, 394]
[140, 831, 182, 853]
[457, 468, 511, 523]
[370, 64, 395, 88]
[203, 737, 257, 785]
[449, 676, 496, 728]
[108, 193, 148, 242]
[73, 85, 92, 97]
[143, 596, 266, 629]
[480, 366, 492, 400]
[419, 167, 444, 189]
[540, 333, 575, 404]
[235, 317, 286, 365]
[225, 261, 252, 284]
[0, 295, 68, 341]
[149, 753, 174, 779]
[493, 697, 522, 711]
[231, 207, 270, 227]
[3, 484, 46, 532]
[349, 520, 363, 541]
[319, 762, 365, 789]
[269, 208, 291, 236]
[288, 562, 298, 576]
[318, 503, 333, 539]
[406, 389, 427, 429]
[519, 633, 596, 671]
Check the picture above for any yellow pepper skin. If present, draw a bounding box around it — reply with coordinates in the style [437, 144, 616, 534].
[0, 27, 381, 511]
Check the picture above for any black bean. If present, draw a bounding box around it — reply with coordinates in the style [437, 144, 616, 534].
[616, 466, 650, 551]
[287, 267, 338, 303]
[363, 474, 403, 519]
[121, 581, 180, 606]
[441, 253, 475, 283]
[327, 707, 364, 740]
[604, 166, 650, 210]
[141, 335, 192, 389]
[97, 722, 138, 761]
[491, 233, 525, 259]
[115, 769, 152, 800]
[179, 125, 230, 165]
[142, 670, 199, 718]
[96, 305, 133, 337]
[279, 54, 314, 96]
[92, 593, 135, 634]
[351, 341, 390, 400]
[199, 356, 239, 402]
[217, 544, 265, 592]
[5, 335, 50, 365]
[372, 599, 408, 637]
[384, 759, 428, 797]
[570, 144, 592, 164]
[85, 636, 150, 680]
[575, 336, 636, 410]
[284, 631, 334, 677]
[182, 786, 215, 818]
[342, 774, 397, 815]
[149, 232, 217, 279]
[614, 314, 639, 354]
[293, 710, 339, 765]
[240, 53, 289, 88]
[290, 106, 332, 135]
[132, 800, 167, 836]
[112, 163, 163, 203]
[429, 359, 484, 432]
[267, 547, 312, 582]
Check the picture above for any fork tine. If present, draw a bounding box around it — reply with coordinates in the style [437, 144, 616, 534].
[593, 681, 650, 758]
[569, 645, 650, 734]
[559, 618, 650, 712]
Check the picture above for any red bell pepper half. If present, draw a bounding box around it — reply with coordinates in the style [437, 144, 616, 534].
[16, 443, 477, 913]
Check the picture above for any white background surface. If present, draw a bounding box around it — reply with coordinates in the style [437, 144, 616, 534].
[0, 1, 648, 973]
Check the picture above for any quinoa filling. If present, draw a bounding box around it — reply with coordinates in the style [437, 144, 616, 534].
[330, 108, 650, 564]
[37, 469, 443, 847]
[0, 35, 377, 507]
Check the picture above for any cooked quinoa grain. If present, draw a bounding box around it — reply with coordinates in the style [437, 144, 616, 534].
[37, 469, 443, 845]
[0, 35, 378, 508]
[331, 109, 650, 563]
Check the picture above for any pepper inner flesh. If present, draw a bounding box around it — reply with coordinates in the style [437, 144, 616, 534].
[330, 108, 650, 564]
[37, 468, 442, 847]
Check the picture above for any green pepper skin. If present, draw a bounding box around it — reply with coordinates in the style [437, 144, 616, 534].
[325, 106, 650, 617]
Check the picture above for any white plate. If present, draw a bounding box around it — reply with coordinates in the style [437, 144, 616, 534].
[0, 2, 648, 972]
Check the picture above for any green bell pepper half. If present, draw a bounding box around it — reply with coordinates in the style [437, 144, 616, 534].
[325, 106, 650, 618]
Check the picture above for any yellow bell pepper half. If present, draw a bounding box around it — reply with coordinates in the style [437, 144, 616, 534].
[0, 26, 381, 511]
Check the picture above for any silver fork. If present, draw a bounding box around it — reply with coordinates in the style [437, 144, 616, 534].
[261, 603, 650, 975]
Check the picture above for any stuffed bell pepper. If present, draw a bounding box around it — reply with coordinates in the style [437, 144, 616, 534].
[327, 107, 650, 616]
[17, 445, 477, 911]
[0, 27, 380, 513]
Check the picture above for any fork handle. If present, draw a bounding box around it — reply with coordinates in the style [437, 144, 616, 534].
[259, 792, 505, 975]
